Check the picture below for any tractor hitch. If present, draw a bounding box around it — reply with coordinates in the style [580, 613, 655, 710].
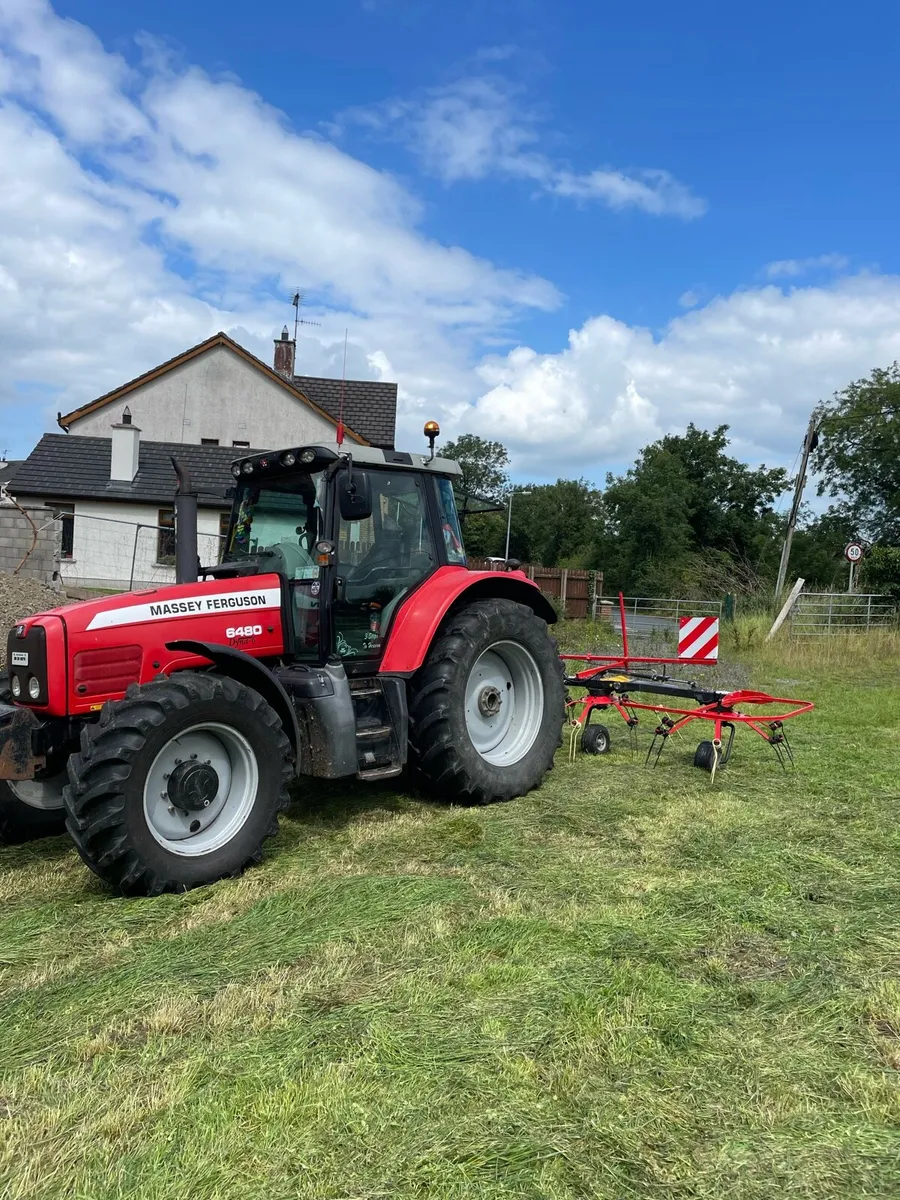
[0, 703, 46, 781]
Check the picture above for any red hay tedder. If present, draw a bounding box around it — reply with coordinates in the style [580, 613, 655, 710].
[563, 593, 813, 775]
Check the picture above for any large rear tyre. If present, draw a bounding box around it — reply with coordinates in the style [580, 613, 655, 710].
[408, 599, 564, 804]
[63, 673, 293, 895]
[0, 672, 66, 844]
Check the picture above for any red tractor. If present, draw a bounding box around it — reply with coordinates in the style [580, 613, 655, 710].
[0, 428, 564, 894]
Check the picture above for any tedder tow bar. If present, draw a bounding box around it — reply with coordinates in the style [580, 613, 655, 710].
[562, 593, 813, 777]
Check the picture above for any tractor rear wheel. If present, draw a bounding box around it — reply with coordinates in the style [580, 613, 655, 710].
[0, 672, 66, 844]
[408, 599, 564, 804]
[63, 673, 293, 895]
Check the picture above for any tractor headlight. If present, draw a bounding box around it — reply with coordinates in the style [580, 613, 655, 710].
[299, 448, 316, 465]
[28, 676, 41, 701]
[11, 675, 21, 698]
[280, 451, 296, 467]
[231, 463, 242, 478]
[241, 461, 254, 475]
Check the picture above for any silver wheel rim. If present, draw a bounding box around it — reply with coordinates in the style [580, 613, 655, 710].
[9, 772, 67, 811]
[143, 723, 259, 857]
[465, 640, 544, 766]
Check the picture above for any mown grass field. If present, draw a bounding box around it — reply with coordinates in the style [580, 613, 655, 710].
[1, 627, 898, 1199]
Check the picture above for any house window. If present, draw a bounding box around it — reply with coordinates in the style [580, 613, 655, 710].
[232, 440, 250, 448]
[201, 438, 219, 446]
[54, 504, 75, 560]
[157, 509, 176, 564]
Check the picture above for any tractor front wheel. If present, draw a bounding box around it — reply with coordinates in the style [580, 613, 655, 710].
[63, 673, 293, 895]
[408, 599, 564, 804]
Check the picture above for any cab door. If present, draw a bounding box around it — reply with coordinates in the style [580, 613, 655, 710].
[333, 470, 437, 660]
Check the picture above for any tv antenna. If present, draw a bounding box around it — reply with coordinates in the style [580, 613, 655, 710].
[291, 290, 321, 343]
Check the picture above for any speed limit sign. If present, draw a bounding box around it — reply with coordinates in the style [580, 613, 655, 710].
[844, 542, 864, 563]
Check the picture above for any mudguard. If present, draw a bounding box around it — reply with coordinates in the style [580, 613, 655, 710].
[379, 566, 557, 676]
[166, 640, 302, 765]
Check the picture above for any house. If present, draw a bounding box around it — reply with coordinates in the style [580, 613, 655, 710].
[57, 329, 398, 450]
[2, 327, 399, 590]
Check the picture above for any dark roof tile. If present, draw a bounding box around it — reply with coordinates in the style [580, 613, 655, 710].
[12, 436, 258, 508]
[293, 376, 397, 450]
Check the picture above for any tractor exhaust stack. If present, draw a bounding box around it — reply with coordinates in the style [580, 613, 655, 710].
[171, 457, 198, 584]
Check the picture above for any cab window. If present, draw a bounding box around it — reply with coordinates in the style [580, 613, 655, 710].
[435, 476, 466, 564]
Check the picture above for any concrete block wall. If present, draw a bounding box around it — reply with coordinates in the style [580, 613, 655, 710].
[0, 505, 61, 583]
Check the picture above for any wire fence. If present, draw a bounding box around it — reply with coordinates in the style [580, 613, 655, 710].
[607, 596, 724, 640]
[49, 511, 226, 592]
[789, 591, 896, 636]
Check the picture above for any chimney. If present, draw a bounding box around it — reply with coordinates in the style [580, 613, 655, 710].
[110, 406, 141, 482]
[273, 325, 296, 379]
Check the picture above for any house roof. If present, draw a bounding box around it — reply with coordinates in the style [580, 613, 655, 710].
[55, 331, 396, 448]
[292, 375, 397, 451]
[12, 435, 256, 508]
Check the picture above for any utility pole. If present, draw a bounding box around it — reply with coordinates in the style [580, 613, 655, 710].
[774, 411, 821, 599]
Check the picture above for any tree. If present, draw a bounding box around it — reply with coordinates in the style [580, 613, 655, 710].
[654, 424, 788, 561]
[510, 480, 604, 567]
[441, 434, 510, 502]
[441, 435, 511, 558]
[814, 363, 900, 543]
[598, 427, 789, 595]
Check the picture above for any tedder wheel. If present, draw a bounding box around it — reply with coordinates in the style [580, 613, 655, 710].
[693, 740, 717, 772]
[0, 672, 67, 844]
[408, 599, 565, 804]
[581, 723, 611, 755]
[63, 673, 293, 895]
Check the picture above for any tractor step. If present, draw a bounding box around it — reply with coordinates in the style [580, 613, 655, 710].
[356, 724, 393, 740]
[357, 764, 404, 781]
[349, 686, 381, 698]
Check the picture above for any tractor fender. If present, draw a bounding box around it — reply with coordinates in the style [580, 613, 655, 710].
[379, 567, 557, 677]
[165, 640, 301, 768]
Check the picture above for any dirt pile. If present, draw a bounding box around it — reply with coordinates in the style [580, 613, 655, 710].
[0, 574, 67, 668]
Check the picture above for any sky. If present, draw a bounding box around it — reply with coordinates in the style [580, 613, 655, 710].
[1, 0, 900, 489]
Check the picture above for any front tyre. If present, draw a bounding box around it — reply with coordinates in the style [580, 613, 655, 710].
[408, 599, 564, 804]
[63, 673, 293, 895]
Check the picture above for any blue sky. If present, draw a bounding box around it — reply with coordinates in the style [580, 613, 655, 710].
[3, 0, 900, 484]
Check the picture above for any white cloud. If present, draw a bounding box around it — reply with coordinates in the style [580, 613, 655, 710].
[678, 290, 701, 308]
[343, 74, 707, 219]
[465, 275, 900, 478]
[765, 253, 849, 279]
[0, 0, 557, 450]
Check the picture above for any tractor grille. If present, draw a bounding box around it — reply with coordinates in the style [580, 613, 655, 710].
[73, 646, 142, 697]
[6, 623, 48, 706]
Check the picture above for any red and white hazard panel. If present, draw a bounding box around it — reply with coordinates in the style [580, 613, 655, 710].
[678, 616, 719, 662]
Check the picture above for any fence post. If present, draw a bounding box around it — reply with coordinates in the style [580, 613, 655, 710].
[560, 569, 568, 616]
[675, 598, 680, 623]
[827, 594, 834, 631]
[866, 594, 873, 631]
[724, 593, 735, 622]
[129, 525, 141, 590]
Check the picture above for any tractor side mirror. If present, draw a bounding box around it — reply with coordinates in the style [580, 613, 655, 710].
[338, 469, 373, 522]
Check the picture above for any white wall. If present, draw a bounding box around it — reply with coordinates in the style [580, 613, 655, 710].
[44, 498, 228, 591]
[69, 345, 340, 448]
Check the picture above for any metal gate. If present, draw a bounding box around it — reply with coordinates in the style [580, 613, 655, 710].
[789, 592, 895, 636]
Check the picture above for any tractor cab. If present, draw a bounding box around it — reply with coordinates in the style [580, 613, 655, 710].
[210, 441, 466, 665]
